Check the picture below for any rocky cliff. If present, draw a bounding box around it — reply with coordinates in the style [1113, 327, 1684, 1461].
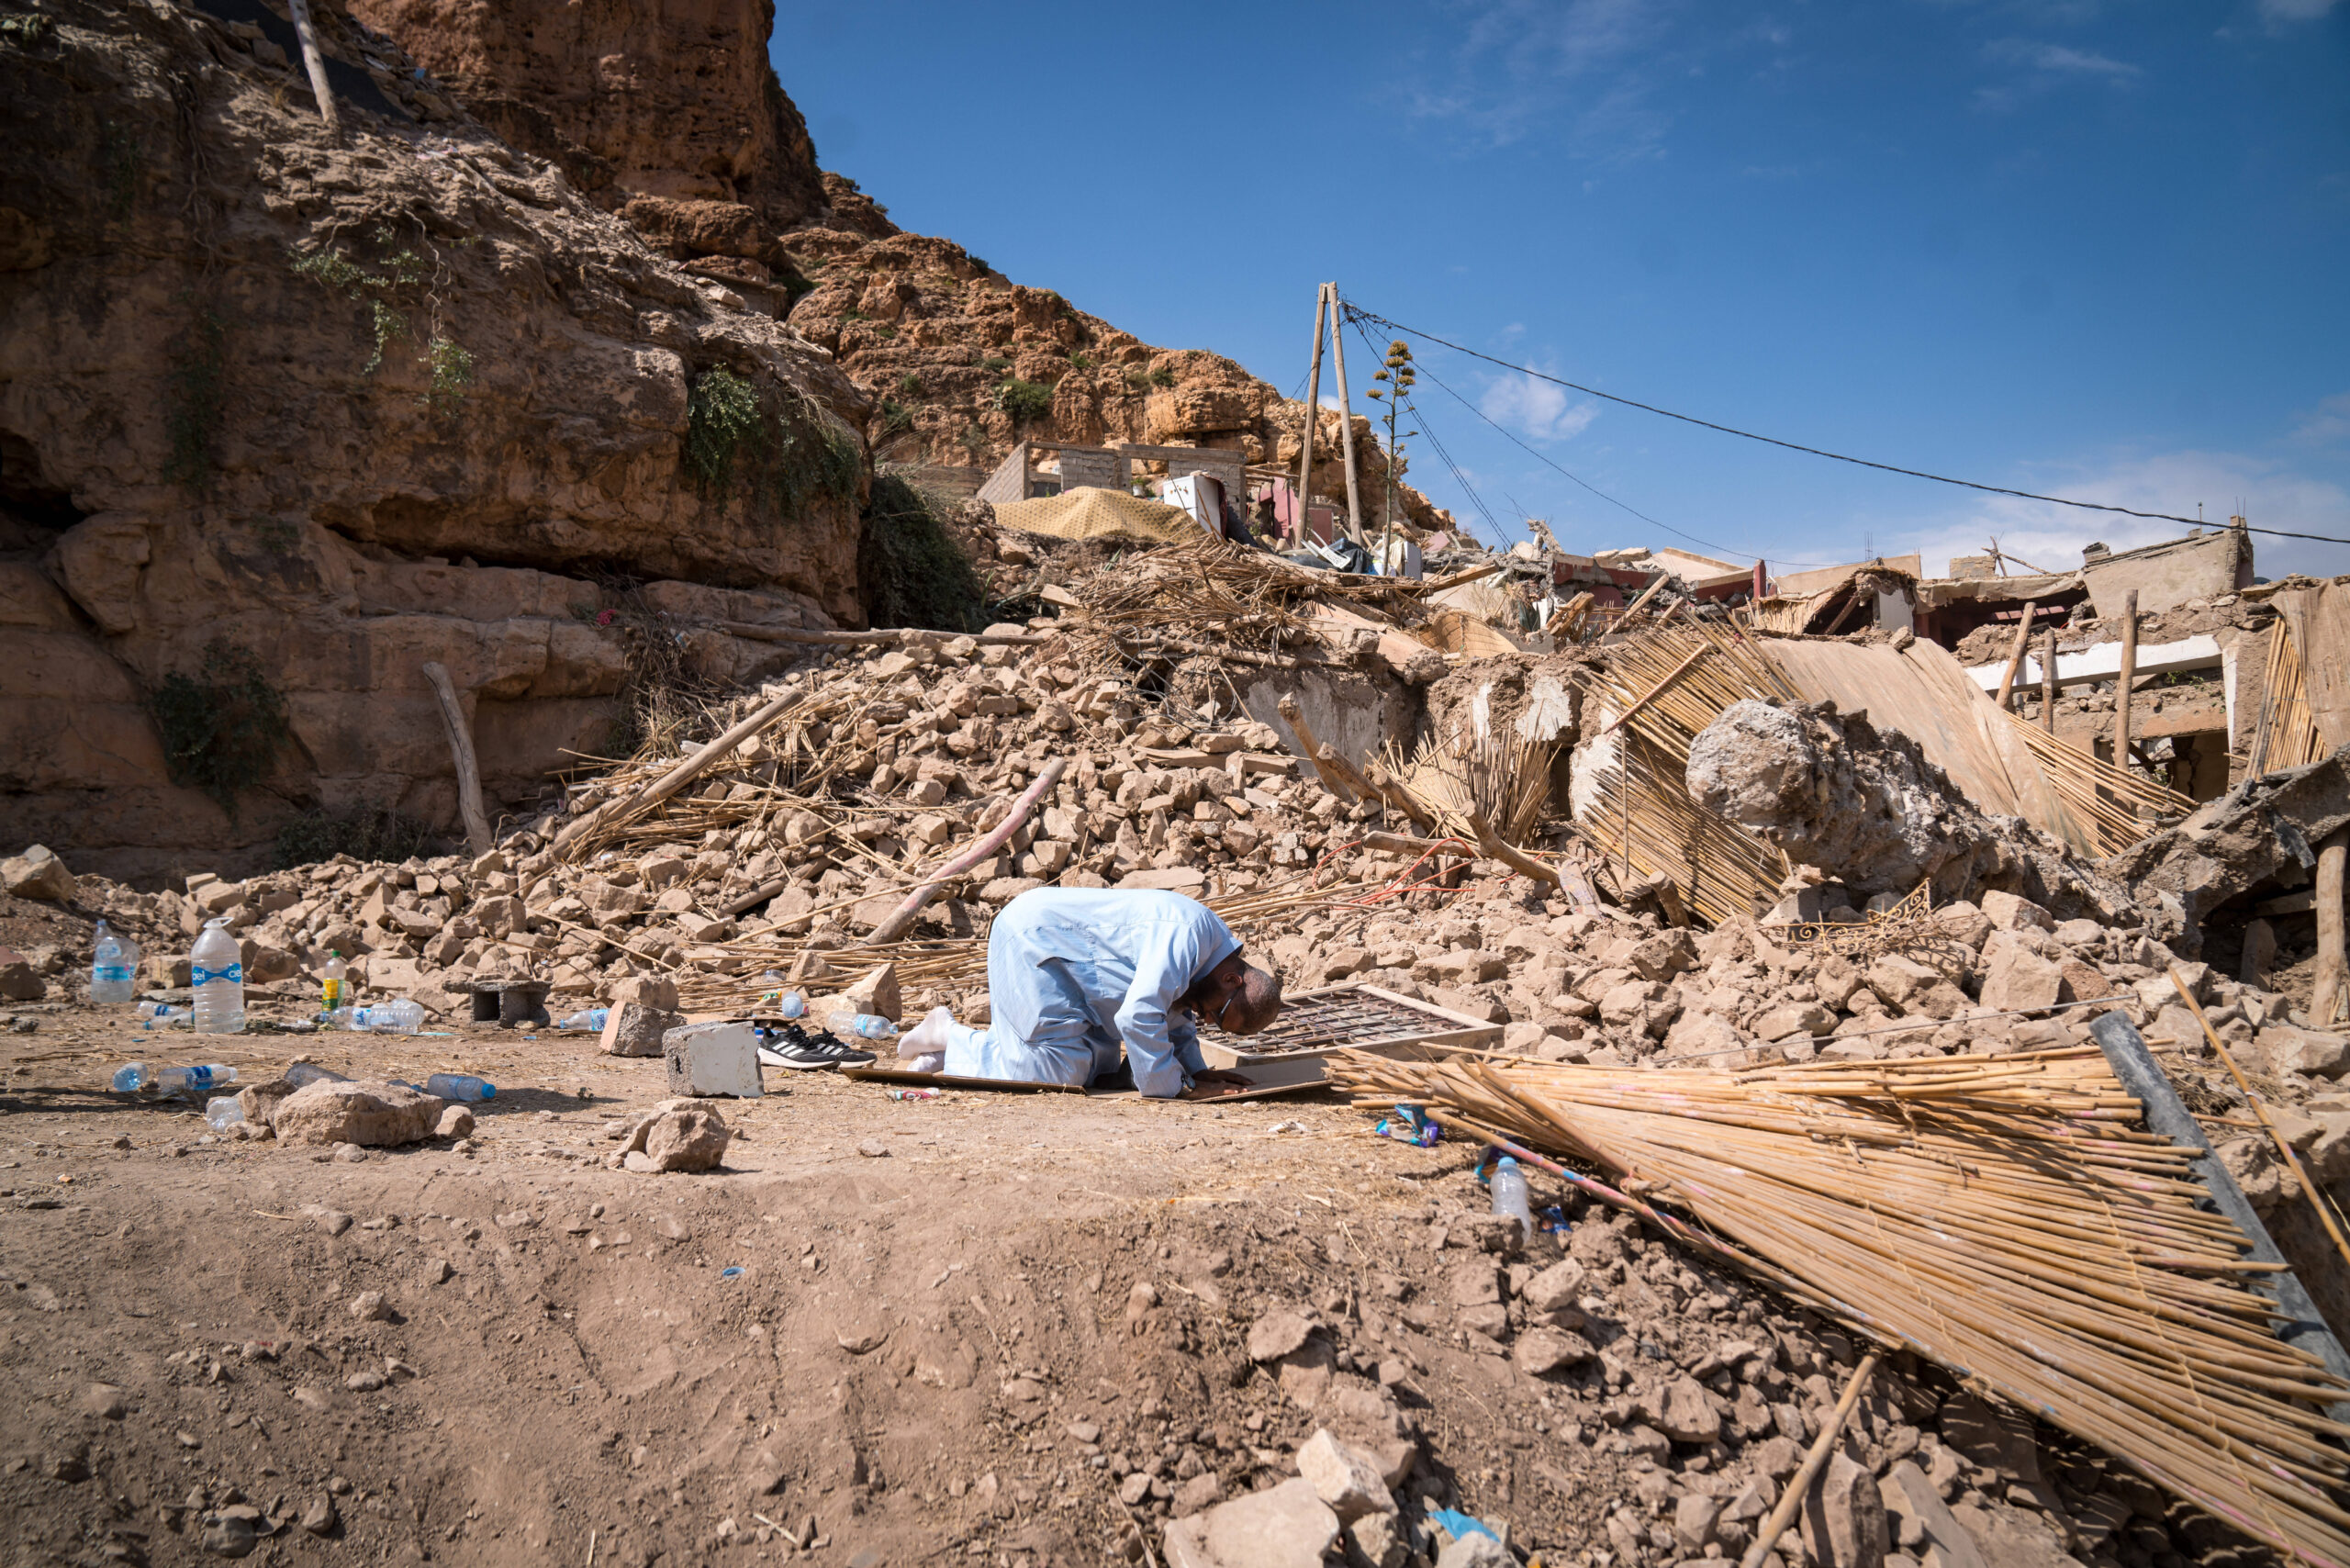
[347, 0, 1447, 527]
[0, 0, 866, 880]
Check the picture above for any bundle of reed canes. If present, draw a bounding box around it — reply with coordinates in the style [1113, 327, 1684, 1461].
[1327, 1047, 2350, 1567]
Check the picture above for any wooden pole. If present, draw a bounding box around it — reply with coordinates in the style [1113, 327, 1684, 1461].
[1992, 605, 2036, 710]
[552, 689, 806, 856]
[2314, 828, 2349, 1028]
[1293, 285, 1326, 550]
[285, 0, 342, 139]
[2041, 626, 2058, 733]
[1326, 286, 1366, 547]
[1737, 1352, 1883, 1568]
[421, 661, 492, 857]
[2114, 588, 2139, 774]
[860, 758, 1067, 946]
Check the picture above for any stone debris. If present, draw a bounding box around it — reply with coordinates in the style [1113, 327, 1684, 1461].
[272, 1081, 446, 1148]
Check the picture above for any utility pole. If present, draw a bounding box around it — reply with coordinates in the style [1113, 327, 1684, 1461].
[1294, 284, 1326, 550]
[1326, 285, 1365, 545]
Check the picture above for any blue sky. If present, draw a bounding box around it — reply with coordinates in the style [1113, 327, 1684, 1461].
[775, 1, 2350, 580]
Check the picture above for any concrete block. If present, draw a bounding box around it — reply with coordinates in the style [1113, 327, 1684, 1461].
[661, 1021, 765, 1098]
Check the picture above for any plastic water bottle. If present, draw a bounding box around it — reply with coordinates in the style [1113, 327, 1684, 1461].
[558, 1007, 609, 1031]
[90, 922, 138, 1004]
[285, 1062, 347, 1087]
[204, 1095, 244, 1131]
[136, 1002, 185, 1030]
[423, 1072, 495, 1102]
[828, 1011, 897, 1040]
[348, 1000, 424, 1033]
[190, 917, 243, 1036]
[1489, 1155, 1533, 1241]
[762, 989, 807, 1020]
[110, 1062, 238, 1095]
[320, 952, 347, 1014]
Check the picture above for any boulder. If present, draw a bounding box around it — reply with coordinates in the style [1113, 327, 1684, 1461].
[1638, 1374, 1721, 1444]
[1519, 1259, 1588, 1316]
[1976, 935, 2063, 1014]
[2257, 1024, 2350, 1081]
[1799, 1450, 1888, 1568]
[1248, 1309, 1317, 1363]
[1511, 1326, 1595, 1377]
[600, 1002, 684, 1058]
[1, 844, 74, 902]
[621, 1104, 732, 1173]
[1980, 890, 2054, 932]
[273, 1081, 446, 1148]
[1752, 1002, 1836, 1040]
[1165, 1478, 1340, 1568]
[1294, 1429, 1394, 1524]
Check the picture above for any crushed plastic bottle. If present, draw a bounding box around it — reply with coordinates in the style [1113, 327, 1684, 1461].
[204, 1095, 245, 1131]
[346, 1000, 425, 1033]
[886, 1087, 940, 1102]
[1488, 1155, 1533, 1243]
[828, 1011, 898, 1040]
[136, 1002, 185, 1030]
[189, 917, 244, 1036]
[320, 951, 347, 1014]
[423, 1072, 495, 1102]
[557, 1008, 610, 1032]
[90, 921, 139, 1004]
[110, 1062, 239, 1095]
[284, 1061, 348, 1088]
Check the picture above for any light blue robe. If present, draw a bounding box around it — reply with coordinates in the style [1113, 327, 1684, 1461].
[944, 889, 1238, 1098]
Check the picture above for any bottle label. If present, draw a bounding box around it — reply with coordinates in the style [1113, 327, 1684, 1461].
[190, 963, 244, 987]
[94, 965, 133, 984]
[323, 979, 343, 1009]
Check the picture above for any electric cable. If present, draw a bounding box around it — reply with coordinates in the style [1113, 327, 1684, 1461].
[1345, 299, 2350, 547]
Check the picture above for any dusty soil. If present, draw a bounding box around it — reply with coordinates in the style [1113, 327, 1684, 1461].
[0, 1002, 1638, 1567]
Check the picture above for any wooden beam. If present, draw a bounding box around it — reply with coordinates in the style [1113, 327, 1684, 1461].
[1992, 601, 2037, 709]
[1276, 693, 1356, 802]
[860, 758, 1067, 946]
[1326, 285, 1364, 543]
[1294, 285, 1326, 549]
[285, 0, 342, 139]
[553, 688, 807, 856]
[719, 622, 1042, 648]
[2315, 828, 2347, 1027]
[2115, 588, 2140, 771]
[2041, 626, 2058, 732]
[421, 661, 492, 857]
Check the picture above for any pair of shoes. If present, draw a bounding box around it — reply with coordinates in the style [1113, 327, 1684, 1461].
[756, 1022, 877, 1070]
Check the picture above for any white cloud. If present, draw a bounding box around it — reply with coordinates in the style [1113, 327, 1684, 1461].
[1985, 39, 2143, 76]
[1480, 372, 1600, 442]
[1412, 0, 1682, 156]
[2258, 0, 2339, 21]
[2290, 391, 2350, 448]
[1887, 447, 2350, 582]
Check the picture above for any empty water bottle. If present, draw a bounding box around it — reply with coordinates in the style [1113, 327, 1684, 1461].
[204, 1095, 244, 1131]
[189, 917, 243, 1036]
[90, 921, 139, 1004]
[284, 1061, 348, 1088]
[557, 1008, 610, 1032]
[828, 1011, 897, 1040]
[136, 1002, 185, 1030]
[111, 1062, 238, 1095]
[1489, 1155, 1533, 1242]
[348, 1000, 424, 1033]
[423, 1072, 495, 1102]
[761, 989, 808, 1020]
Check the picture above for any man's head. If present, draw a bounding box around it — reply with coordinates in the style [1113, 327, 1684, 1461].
[1186, 952, 1283, 1036]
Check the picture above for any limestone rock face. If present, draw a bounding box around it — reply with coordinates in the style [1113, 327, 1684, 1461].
[0, 0, 862, 879]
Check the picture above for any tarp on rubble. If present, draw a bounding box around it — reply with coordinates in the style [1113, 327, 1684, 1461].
[990, 487, 1206, 548]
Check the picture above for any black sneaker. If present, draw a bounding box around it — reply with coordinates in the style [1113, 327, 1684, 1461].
[756, 1023, 878, 1070]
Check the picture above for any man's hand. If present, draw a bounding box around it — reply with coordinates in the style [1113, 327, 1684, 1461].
[1182, 1070, 1256, 1100]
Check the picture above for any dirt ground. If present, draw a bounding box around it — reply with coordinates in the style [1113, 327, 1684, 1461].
[0, 997, 1649, 1568]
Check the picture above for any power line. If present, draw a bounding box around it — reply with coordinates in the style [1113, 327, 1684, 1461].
[1345, 300, 2350, 549]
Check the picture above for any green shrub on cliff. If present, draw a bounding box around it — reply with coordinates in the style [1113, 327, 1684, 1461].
[858, 476, 984, 633]
[148, 640, 289, 822]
